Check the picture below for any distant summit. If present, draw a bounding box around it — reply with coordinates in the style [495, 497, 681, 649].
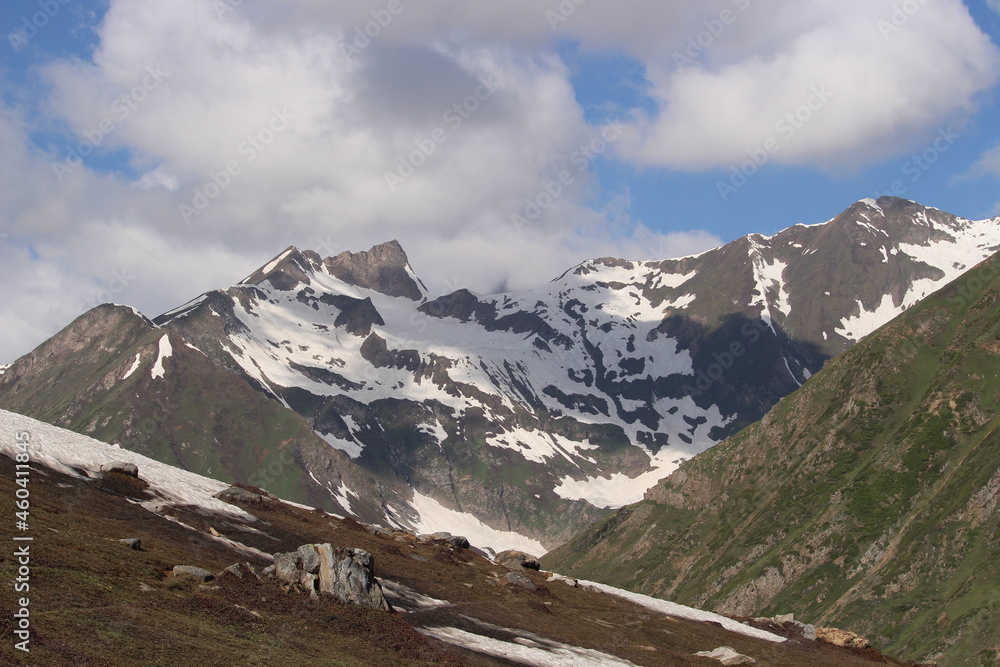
[2, 197, 999, 552]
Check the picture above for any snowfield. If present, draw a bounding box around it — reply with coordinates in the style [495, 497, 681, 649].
[0, 409, 253, 522]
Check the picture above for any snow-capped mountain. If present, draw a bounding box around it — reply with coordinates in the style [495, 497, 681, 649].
[2, 196, 997, 548]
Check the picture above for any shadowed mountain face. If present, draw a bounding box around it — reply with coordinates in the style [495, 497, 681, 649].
[1, 197, 998, 550]
[542, 251, 1000, 665]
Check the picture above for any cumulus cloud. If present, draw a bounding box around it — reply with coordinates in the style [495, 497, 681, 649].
[616, 0, 1000, 170]
[1, 0, 997, 361]
[960, 143, 1000, 181]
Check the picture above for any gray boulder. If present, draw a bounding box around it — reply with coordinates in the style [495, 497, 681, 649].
[503, 570, 537, 590]
[418, 532, 471, 549]
[274, 551, 301, 583]
[214, 486, 276, 505]
[495, 550, 540, 571]
[101, 461, 138, 477]
[118, 538, 141, 550]
[272, 543, 391, 611]
[446, 535, 470, 549]
[695, 647, 757, 665]
[218, 562, 263, 581]
[365, 525, 394, 539]
[172, 565, 215, 583]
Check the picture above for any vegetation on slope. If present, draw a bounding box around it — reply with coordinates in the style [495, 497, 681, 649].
[544, 252, 1000, 665]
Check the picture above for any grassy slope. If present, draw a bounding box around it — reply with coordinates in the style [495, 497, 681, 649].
[0, 452, 915, 667]
[544, 253, 1000, 665]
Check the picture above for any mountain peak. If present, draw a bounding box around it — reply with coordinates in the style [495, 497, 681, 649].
[323, 240, 426, 301]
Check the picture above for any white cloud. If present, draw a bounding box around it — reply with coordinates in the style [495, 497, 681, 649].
[962, 143, 1000, 180]
[616, 0, 1000, 170]
[1, 0, 998, 362]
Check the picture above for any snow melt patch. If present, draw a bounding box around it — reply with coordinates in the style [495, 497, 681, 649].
[261, 247, 294, 276]
[0, 409, 254, 522]
[409, 491, 546, 555]
[576, 579, 786, 644]
[317, 430, 363, 459]
[834, 295, 899, 341]
[150, 334, 172, 380]
[418, 626, 640, 667]
[555, 469, 662, 509]
[122, 352, 142, 380]
[333, 483, 359, 516]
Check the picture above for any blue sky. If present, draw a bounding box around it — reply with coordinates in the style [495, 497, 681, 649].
[1, 0, 1000, 361]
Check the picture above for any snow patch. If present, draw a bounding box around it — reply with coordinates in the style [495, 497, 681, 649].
[334, 483, 359, 516]
[261, 247, 295, 276]
[575, 579, 786, 643]
[554, 470, 660, 509]
[150, 334, 172, 380]
[409, 491, 546, 555]
[122, 352, 142, 380]
[0, 409, 254, 522]
[418, 626, 641, 667]
[158, 294, 207, 320]
[317, 430, 363, 459]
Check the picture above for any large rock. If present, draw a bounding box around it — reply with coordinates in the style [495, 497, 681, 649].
[272, 543, 391, 611]
[503, 571, 537, 590]
[214, 486, 277, 506]
[172, 565, 214, 583]
[323, 240, 424, 300]
[101, 461, 138, 477]
[495, 550, 540, 571]
[694, 647, 757, 665]
[815, 627, 870, 649]
[419, 532, 471, 549]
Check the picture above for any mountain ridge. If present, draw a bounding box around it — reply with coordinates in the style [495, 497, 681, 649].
[541, 249, 1000, 664]
[2, 196, 998, 552]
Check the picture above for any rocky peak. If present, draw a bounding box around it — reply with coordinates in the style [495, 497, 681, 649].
[322, 240, 426, 301]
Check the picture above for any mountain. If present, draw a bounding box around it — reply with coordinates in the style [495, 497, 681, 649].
[0, 408, 911, 666]
[1, 196, 997, 550]
[542, 251, 1000, 664]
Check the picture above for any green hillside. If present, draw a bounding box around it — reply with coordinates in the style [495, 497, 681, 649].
[544, 252, 1000, 665]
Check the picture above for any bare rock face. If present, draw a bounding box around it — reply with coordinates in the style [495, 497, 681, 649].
[272, 543, 392, 611]
[323, 241, 424, 301]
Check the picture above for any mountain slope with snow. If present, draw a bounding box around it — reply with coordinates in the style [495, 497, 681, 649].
[543, 249, 1000, 665]
[2, 197, 998, 548]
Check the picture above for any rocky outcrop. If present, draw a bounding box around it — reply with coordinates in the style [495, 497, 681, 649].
[418, 532, 470, 549]
[273, 544, 391, 611]
[172, 565, 215, 582]
[816, 627, 870, 649]
[324, 240, 424, 301]
[695, 646, 757, 665]
[495, 550, 540, 571]
[214, 486, 277, 506]
[503, 570, 537, 590]
[101, 461, 138, 477]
